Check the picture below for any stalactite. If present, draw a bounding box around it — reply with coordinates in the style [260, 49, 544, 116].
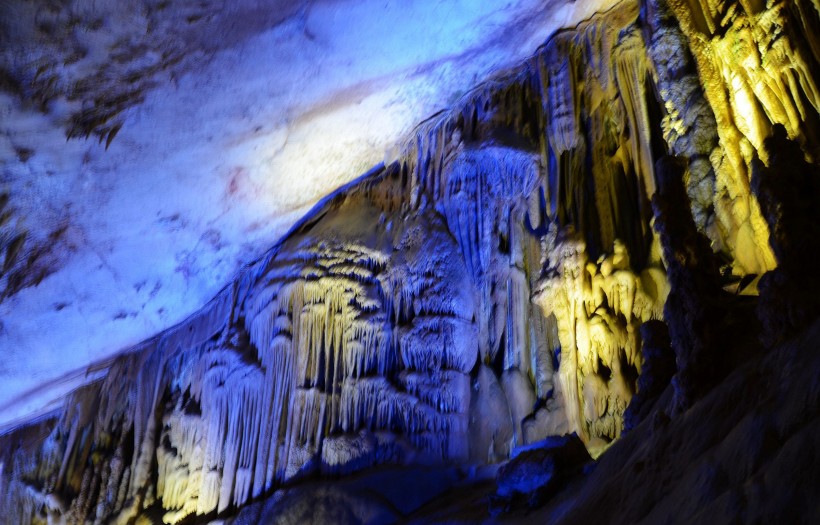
[664, 0, 820, 275]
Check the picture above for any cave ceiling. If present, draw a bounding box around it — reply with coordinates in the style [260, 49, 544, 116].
[0, 0, 616, 427]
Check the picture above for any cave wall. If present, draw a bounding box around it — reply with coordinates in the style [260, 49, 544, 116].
[1, 0, 819, 523]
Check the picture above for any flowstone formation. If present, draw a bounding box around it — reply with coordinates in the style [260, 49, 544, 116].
[2, 0, 820, 523]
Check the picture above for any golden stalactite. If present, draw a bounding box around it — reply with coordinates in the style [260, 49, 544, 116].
[666, 0, 820, 275]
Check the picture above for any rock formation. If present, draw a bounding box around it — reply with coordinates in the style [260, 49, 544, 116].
[752, 124, 820, 344]
[1, 0, 819, 523]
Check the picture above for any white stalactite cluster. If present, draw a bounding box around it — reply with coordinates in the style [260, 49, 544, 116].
[149, 193, 481, 523]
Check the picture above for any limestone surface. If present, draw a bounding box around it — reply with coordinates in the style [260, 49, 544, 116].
[1, 0, 819, 523]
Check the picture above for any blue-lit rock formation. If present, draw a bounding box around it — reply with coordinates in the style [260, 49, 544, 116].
[2, 0, 820, 523]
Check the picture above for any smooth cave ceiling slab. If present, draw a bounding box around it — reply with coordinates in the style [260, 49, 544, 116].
[0, 0, 618, 427]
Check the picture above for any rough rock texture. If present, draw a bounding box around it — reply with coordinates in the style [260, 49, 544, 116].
[752, 124, 820, 345]
[493, 434, 591, 510]
[2, 0, 820, 523]
[622, 319, 674, 431]
[651, 156, 729, 412]
[403, 314, 820, 525]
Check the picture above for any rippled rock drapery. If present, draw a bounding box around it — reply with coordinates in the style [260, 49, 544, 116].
[2, 0, 819, 522]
